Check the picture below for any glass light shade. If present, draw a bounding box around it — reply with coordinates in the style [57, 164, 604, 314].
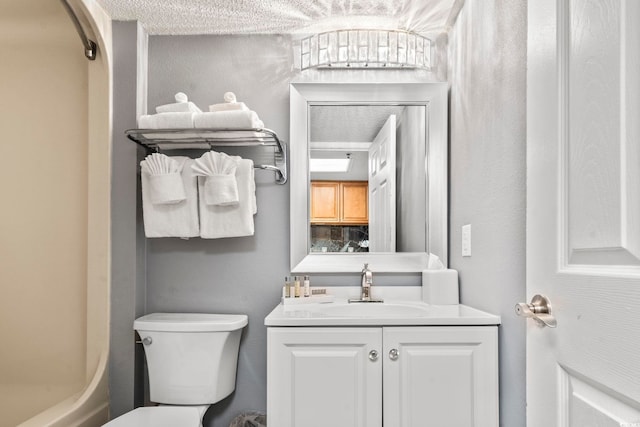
[300, 29, 432, 70]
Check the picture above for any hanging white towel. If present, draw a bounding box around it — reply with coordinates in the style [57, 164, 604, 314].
[250, 166, 257, 214]
[198, 157, 256, 239]
[192, 151, 239, 206]
[203, 175, 238, 206]
[141, 153, 186, 205]
[141, 156, 199, 238]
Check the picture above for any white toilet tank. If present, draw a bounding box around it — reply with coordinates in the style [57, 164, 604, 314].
[134, 313, 248, 405]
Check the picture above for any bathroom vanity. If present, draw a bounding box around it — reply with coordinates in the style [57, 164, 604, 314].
[265, 288, 500, 427]
[279, 82, 498, 426]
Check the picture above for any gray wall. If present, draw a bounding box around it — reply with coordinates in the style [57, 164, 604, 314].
[110, 21, 147, 418]
[110, 16, 527, 426]
[143, 35, 442, 427]
[448, 1, 527, 426]
[146, 35, 295, 427]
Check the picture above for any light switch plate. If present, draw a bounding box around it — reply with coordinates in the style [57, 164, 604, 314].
[462, 224, 471, 257]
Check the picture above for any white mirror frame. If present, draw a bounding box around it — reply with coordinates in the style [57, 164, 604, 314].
[290, 82, 448, 273]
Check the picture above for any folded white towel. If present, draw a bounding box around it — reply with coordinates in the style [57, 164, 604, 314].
[157, 102, 202, 114]
[193, 110, 264, 129]
[195, 130, 266, 140]
[209, 102, 249, 112]
[140, 153, 186, 204]
[141, 157, 199, 238]
[192, 151, 239, 206]
[156, 92, 203, 114]
[138, 112, 195, 129]
[198, 157, 256, 239]
[203, 175, 239, 206]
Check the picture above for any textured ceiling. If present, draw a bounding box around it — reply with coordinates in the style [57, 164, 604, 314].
[97, 0, 461, 36]
[311, 105, 407, 143]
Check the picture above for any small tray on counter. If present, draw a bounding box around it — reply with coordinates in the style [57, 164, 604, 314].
[281, 295, 334, 305]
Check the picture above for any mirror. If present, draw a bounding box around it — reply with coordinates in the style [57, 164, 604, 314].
[290, 82, 448, 273]
[309, 104, 426, 253]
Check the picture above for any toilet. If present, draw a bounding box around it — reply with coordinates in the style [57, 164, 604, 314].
[104, 312, 248, 427]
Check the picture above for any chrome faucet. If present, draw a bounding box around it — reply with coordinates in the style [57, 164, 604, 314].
[349, 263, 383, 303]
[361, 263, 373, 300]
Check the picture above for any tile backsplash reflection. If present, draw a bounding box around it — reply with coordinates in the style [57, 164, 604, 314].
[310, 225, 369, 252]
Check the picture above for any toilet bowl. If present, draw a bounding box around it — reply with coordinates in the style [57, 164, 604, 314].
[104, 313, 248, 427]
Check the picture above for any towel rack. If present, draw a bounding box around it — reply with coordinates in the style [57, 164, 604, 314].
[126, 128, 288, 184]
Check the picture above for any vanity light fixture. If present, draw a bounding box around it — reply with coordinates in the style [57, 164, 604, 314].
[300, 29, 432, 70]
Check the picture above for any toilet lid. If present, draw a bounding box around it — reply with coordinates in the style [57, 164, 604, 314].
[134, 312, 248, 332]
[103, 407, 201, 427]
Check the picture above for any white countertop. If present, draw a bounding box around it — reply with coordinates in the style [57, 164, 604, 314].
[264, 286, 501, 327]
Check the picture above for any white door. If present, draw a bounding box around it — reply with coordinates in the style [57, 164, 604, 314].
[267, 327, 382, 427]
[368, 114, 396, 252]
[382, 326, 498, 427]
[526, 1, 640, 426]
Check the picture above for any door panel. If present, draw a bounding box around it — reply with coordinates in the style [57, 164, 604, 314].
[368, 115, 396, 252]
[566, 0, 640, 267]
[559, 369, 640, 427]
[527, 1, 640, 426]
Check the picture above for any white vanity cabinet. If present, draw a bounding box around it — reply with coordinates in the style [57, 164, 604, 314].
[382, 326, 498, 427]
[267, 327, 383, 427]
[267, 325, 498, 427]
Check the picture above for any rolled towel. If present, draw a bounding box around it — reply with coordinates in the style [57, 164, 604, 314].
[140, 153, 186, 204]
[209, 92, 249, 112]
[156, 92, 202, 114]
[193, 110, 264, 129]
[138, 112, 195, 129]
[192, 151, 239, 206]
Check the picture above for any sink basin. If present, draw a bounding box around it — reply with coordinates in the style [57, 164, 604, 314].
[319, 302, 431, 317]
[264, 287, 502, 327]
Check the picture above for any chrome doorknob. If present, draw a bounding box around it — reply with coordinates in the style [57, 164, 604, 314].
[368, 350, 379, 361]
[515, 294, 557, 328]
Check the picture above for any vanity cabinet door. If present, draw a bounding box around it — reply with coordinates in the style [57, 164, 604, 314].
[382, 326, 499, 427]
[267, 327, 382, 427]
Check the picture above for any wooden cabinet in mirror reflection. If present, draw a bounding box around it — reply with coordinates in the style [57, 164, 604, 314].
[311, 181, 368, 225]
